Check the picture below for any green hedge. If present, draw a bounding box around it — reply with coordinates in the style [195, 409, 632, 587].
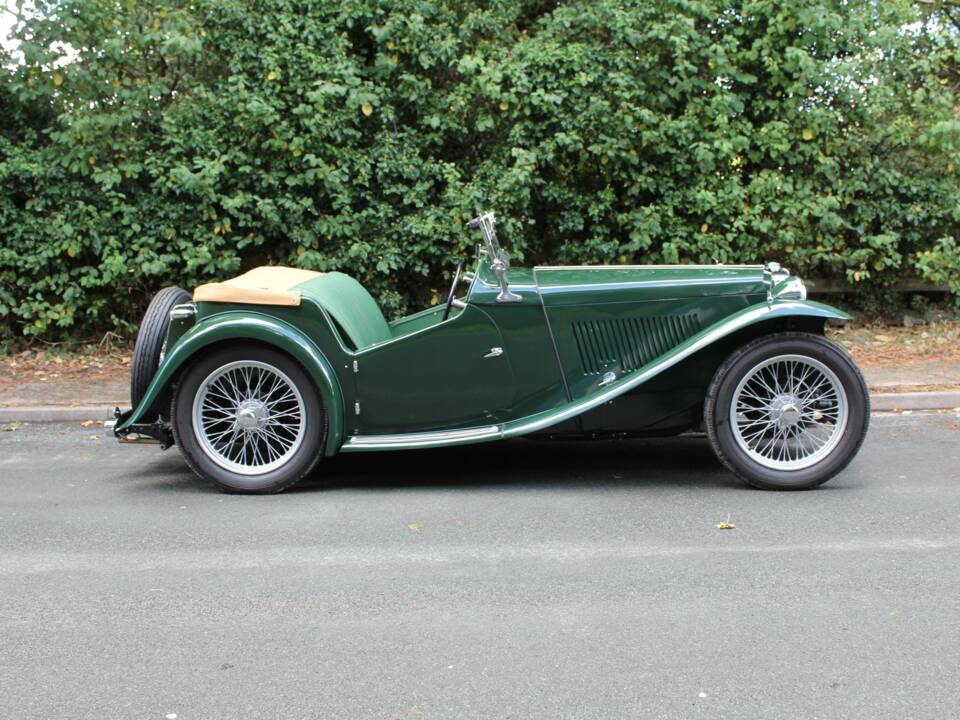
[2, 0, 959, 342]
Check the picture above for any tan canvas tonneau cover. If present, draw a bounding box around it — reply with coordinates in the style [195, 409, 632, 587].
[192, 267, 323, 306]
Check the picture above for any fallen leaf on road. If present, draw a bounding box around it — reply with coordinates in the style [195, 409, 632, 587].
[2, 421, 21, 431]
[407, 522, 423, 532]
[80, 420, 96, 427]
[717, 513, 735, 530]
[88, 435, 100, 441]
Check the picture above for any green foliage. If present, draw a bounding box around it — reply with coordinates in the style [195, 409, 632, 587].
[2, 0, 960, 341]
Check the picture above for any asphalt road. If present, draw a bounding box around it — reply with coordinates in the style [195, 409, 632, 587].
[1, 413, 959, 720]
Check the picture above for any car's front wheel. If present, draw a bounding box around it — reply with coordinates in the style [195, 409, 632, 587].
[704, 333, 869, 490]
[171, 345, 326, 493]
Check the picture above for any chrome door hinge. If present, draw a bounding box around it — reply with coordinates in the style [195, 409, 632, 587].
[354, 402, 361, 416]
[484, 347, 503, 358]
[352, 360, 359, 373]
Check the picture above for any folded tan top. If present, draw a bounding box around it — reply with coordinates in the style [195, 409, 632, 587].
[193, 266, 324, 306]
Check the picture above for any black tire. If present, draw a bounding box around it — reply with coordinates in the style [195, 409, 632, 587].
[130, 286, 192, 408]
[170, 345, 326, 493]
[704, 332, 869, 490]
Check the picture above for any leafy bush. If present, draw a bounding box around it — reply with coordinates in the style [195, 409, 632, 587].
[2, 0, 959, 342]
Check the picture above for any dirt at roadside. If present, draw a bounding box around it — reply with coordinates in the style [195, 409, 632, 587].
[0, 349, 130, 394]
[827, 321, 960, 368]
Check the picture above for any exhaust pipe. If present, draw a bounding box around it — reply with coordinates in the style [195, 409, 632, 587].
[118, 433, 163, 445]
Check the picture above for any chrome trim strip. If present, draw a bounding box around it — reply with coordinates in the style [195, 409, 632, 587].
[534, 264, 763, 270]
[343, 425, 502, 451]
[538, 277, 764, 293]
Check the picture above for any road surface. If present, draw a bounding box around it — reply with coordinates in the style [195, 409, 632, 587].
[1, 413, 958, 719]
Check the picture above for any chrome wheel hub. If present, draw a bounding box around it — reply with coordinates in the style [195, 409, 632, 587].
[730, 354, 848, 471]
[192, 360, 306, 475]
[769, 394, 802, 428]
[236, 399, 268, 430]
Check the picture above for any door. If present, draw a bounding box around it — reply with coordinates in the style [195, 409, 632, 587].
[354, 305, 516, 435]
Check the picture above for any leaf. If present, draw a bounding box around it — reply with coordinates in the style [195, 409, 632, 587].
[2, 422, 22, 432]
[406, 522, 423, 532]
[2, 0, 959, 344]
[717, 513, 735, 530]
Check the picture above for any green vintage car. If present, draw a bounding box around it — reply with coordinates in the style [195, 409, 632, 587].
[108, 212, 869, 493]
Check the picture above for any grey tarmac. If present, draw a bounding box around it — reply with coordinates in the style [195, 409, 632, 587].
[1, 413, 959, 720]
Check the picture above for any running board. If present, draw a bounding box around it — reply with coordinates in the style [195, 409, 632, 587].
[341, 425, 503, 452]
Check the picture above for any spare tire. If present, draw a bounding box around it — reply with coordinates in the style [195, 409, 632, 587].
[130, 286, 192, 408]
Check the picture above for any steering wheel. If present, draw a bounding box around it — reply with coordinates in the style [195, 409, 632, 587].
[442, 260, 465, 321]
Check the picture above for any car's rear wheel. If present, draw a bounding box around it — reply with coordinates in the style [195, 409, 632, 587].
[130, 286, 192, 408]
[171, 345, 326, 493]
[704, 332, 869, 490]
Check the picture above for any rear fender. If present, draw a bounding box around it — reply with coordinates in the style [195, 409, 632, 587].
[116, 312, 345, 456]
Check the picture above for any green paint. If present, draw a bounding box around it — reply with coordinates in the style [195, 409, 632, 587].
[294, 272, 391, 350]
[120, 251, 852, 454]
[117, 312, 345, 456]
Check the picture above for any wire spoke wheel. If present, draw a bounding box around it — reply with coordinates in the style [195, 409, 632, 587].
[730, 353, 848, 471]
[192, 360, 306, 475]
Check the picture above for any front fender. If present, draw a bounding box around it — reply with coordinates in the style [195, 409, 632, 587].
[501, 298, 852, 438]
[117, 312, 345, 456]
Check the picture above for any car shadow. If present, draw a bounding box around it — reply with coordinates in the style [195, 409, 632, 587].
[290, 434, 748, 493]
[128, 433, 854, 495]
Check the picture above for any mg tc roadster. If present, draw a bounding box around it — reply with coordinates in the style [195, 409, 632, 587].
[108, 213, 869, 493]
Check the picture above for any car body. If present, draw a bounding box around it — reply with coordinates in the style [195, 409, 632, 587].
[109, 213, 869, 493]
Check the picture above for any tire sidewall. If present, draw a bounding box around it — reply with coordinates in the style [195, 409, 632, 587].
[710, 334, 869, 490]
[173, 346, 325, 493]
[130, 286, 191, 408]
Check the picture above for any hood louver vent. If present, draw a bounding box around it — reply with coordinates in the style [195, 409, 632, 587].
[572, 314, 701, 375]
